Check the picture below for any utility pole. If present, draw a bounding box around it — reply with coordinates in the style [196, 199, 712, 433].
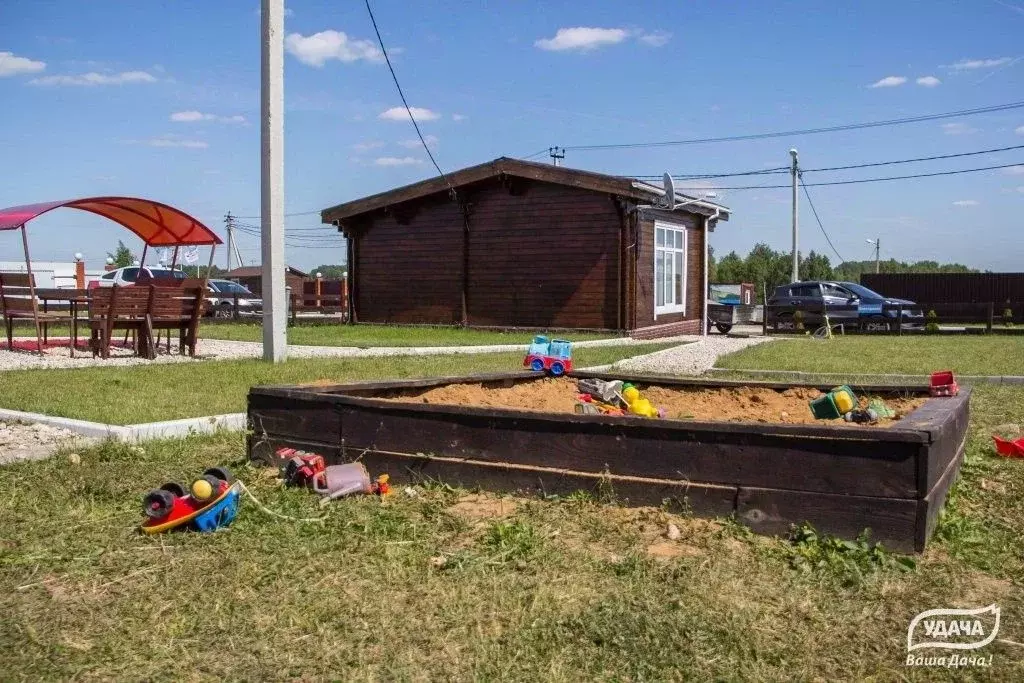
[261, 0, 287, 362]
[224, 212, 235, 271]
[789, 148, 799, 283]
[549, 146, 565, 166]
[866, 237, 880, 273]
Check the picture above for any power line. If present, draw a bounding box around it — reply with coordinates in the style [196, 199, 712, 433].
[561, 100, 1024, 151]
[233, 209, 321, 219]
[364, 0, 454, 195]
[671, 161, 1024, 190]
[519, 148, 551, 160]
[799, 172, 844, 264]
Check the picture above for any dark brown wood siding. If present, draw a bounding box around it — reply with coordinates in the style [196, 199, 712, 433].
[634, 214, 704, 329]
[465, 179, 620, 328]
[353, 195, 464, 324]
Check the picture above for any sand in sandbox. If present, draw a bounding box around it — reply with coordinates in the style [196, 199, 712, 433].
[384, 377, 925, 426]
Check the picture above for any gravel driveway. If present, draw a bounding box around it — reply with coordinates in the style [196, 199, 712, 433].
[594, 336, 774, 376]
[0, 335, 699, 372]
[0, 421, 95, 465]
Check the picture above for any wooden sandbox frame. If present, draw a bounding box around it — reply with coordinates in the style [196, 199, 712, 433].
[247, 372, 970, 552]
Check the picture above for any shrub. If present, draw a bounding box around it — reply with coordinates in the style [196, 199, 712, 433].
[793, 309, 805, 331]
[925, 309, 939, 334]
[1003, 307, 1014, 328]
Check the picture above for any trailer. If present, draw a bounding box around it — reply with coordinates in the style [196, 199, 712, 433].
[707, 303, 762, 333]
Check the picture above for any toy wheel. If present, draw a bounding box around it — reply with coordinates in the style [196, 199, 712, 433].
[160, 482, 186, 497]
[203, 466, 233, 484]
[142, 488, 176, 519]
[190, 474, 222, 502]
[550, 361, 565, 377]
[530, 358, 545, 372]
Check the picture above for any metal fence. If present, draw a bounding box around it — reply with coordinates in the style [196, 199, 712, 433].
[861, 273, 1024, 304]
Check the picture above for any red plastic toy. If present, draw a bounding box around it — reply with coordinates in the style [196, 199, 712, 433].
[279, 448, 326, 487]
[140, 467, 237, 534]
[930, 370, 959, 397]
[993, 436, 1024, 459]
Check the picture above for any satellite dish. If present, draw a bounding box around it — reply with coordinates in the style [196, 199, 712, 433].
[662, 172, 676, 209]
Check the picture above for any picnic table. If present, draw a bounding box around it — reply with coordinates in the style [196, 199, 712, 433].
[35, 287, 88, 357]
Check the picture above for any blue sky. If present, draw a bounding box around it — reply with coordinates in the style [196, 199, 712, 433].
[1, 0, 1022, 272]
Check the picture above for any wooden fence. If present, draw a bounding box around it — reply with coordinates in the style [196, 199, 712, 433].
[861, 273, 1024, 304]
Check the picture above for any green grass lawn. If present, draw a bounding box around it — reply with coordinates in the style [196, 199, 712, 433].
[2, 386, 1022, 680]
[717, 336, 1024, 376]
[0, 343, 673, 425]
[13, 321, 616, 347]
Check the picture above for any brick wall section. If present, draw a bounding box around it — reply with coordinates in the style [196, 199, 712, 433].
[630, 319, 702, 339]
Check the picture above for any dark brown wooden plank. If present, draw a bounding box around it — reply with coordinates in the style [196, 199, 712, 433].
[916, 437, 966, 551]
[736, 486, 919, 553]
[352, 450, 738, 517]
[248, 394, 342, 443]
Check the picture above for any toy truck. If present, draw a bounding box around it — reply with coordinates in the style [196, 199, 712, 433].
[523, 335, 573, 376]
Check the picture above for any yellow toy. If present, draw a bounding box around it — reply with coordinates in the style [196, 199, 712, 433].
[620, 383, 662, 418]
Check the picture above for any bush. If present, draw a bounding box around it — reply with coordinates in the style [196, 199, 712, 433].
[925, 309, 939, 334]
[1003, 307, 1014, 328]
[793, 309, 805, 331]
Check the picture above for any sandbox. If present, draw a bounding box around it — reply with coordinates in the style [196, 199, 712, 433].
[247, 372, 970, 552]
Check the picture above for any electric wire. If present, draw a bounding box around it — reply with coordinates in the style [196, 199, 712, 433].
[799, 172, 845, 264]
[364, 0, 454, 195]
[561, 100, 1024, 151]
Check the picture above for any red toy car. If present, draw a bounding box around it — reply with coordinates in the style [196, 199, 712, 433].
[930, 370, 959, 397]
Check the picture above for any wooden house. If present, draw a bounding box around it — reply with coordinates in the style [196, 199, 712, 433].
[321, 158, 730, 337]
[225, 265, 308, 296]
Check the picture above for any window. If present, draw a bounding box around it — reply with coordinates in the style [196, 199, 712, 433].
[101, 271, 115, 280]
[654, 221, 687, 316]
[121, 268, 139, 282]
[822, 283, 850, 298]
[792, 284, 822, 299]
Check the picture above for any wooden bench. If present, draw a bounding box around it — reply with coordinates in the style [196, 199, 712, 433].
[147, 283, 206, 357]
[0, 272, 67, 355]
[88, 286, 152, 359]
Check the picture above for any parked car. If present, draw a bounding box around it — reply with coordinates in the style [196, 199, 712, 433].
[206, 279, 262, 318]
[767, 280, 923, 331]
[89, 266, 186, 289]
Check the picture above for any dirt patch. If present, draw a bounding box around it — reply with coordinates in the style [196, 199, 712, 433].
[383, 377, 925, 426]
[448, 493, 519, 521]
[646, 540, 704, 560]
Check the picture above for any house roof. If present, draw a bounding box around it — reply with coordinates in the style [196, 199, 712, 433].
[226, 266, 309, 278]
[321, 157, 730, 224]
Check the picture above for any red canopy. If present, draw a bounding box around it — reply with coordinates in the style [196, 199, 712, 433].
[0, 197, 222, 246]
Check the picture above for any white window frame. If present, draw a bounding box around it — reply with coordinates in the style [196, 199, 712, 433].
[653, 220, 688, 317]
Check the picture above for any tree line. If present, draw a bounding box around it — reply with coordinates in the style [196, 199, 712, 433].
[710, 243, 977, 301]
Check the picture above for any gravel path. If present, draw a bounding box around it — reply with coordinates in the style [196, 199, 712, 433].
[591, 336, 774, 376]
[0, 421, 95, 465]
[0, 335, 699, 372]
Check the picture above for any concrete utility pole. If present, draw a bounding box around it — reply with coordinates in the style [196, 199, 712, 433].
[549, 146, 565, 166]
[261, 0, 287, 362]
[224, 212, 235, 271]
[789, 148, 799, 283]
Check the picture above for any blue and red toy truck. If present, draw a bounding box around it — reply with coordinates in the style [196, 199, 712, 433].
[523, 335, 573, 376]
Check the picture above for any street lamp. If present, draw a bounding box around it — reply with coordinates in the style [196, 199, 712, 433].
[74, 252, 83, 262]
[866, 238, 880, 274]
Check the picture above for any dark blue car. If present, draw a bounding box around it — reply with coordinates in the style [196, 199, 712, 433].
[768, 281, 924, 331]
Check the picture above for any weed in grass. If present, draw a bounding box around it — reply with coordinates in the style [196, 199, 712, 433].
[481, 519, 542, 564]
[784, 524, 915, 588]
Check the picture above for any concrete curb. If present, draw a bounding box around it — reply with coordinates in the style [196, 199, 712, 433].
[706, 368, 1024, 385]
[0, 408, 246, 443]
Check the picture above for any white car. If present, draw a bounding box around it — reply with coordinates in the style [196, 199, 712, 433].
[90, 266, 186, 289]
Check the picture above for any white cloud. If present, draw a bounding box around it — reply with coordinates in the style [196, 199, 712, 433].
[869, 75, 907, 88]
[452, 113, 467, 122]
[535, 27, 629, 52]
[1016, 125, 1024, 135]
[946, 57, 1014, 71]
[126, 136, 208, 149]
[378, 106, 440, 122]
[639, 31, 672, 47]
[952, 200, 979, 207]
[29, 70, 157, 86]
[285, 30, 382, 67]
[352, 140, 385, 152]
[916, 75, 941, 87]
[374, 156, 423, 166]
[941, 122, 977, 135]
[170, 110, 246, 124]
[0, 51, 46, 77]
[1003, 165, 1024, 176]
[398, 135, 438, 149]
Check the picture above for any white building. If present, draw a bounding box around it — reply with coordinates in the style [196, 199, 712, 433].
[0, 261, 106, 288]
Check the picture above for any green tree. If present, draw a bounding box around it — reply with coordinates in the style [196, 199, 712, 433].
[310, 264, 348, 279]
[800, 250, 833, 281]
[107, 240, 136, 268]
